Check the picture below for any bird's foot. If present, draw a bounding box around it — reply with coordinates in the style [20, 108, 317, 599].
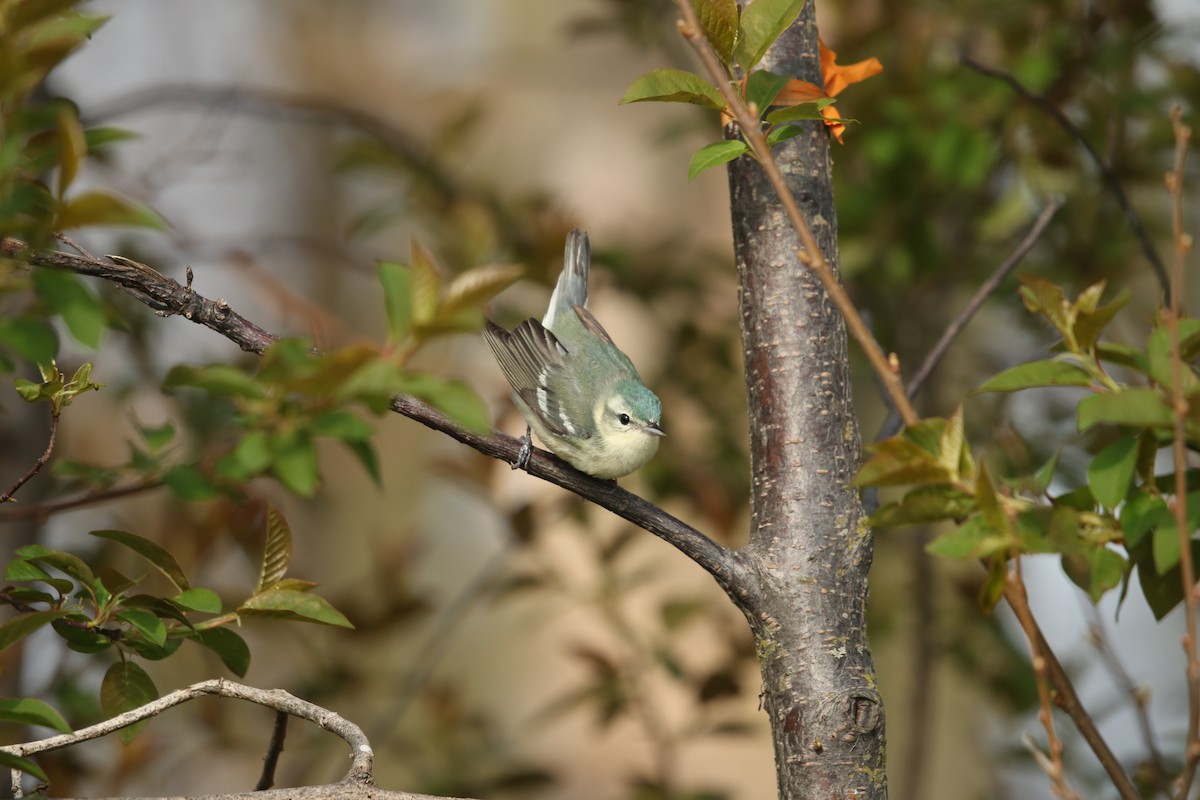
[513, 428, 533, 471]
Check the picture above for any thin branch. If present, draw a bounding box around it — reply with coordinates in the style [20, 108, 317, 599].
[1, 679, 476, 800]
[1085, 607, 1168, 789]
[255, 711, 288, 791]
[0, 411, 60, 504]
[675, 1, 918, 428]
[0, 480, 165, 524]
[876, 196, 1065, 440]
[960, 55, 1170, 298]
[1002, 581, 1142, 800]
[1006, 560, 1082, 800]
[0, 236, 759, 614]
[1165, 105, 1199, 800]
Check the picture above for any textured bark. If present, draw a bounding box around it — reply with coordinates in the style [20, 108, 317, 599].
[727, 3, 887, 798]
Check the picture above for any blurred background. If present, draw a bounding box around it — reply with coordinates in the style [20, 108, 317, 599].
[1, 0, 1200, 798]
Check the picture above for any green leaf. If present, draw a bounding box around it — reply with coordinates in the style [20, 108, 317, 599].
[619, 68, 725, 111]
[765, 124, 806, 146]
[172, 587, 222, 614]
[100, 662, 158, 745]
[51, 618, 114, 654]
[16, 544, 95, 587]
[1147, 321, 1200, 393]
[1031, 452, 1060, 494]
[90, 529, 190, 592]
[693, 0, 740, 66]
[56, 190, 168, 230]
[0, 610, 67, 651]
[975, 359, 1094, 393]
[164, 364, 266, 399]
[1087, 435, 1139, 510]
[410, 240, 442, 328]
[191, 627, 250, 677]
[1078, 389, 1174, 431]
[1153, 520, 1181, 575]
[734, 0, 807, 72]
[116, 609, 166, 647]
[32, 261, 105, 349]
[1074, 289, 1131, 351]
[5, 558, 54, 583]
[0, 697, 71, 733]
[377, 260, 413, 342]
[764, 97, 838, 125]
[688, 140, 749, 182]
[398, 373, 492, 434]
[312, 410, 373, 441]
[239, 589, 353, 628]
[926, 515, 1008, 559]
[0, 317, 58, 365]
[257, 504, 292, 592]
[1061, 546, 1126, 603]
[341, 438, 382, 487]
[974, 463, 1010, 540]
[271, 431, 318, 497]
[1120, 492, 1170, 549]
[744, 70, 791, 114]
[217, 429, 272, 481]
[162, 464, 221, 502]
[0, 751, 47, 783]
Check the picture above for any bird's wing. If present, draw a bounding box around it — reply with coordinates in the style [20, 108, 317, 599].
[484, 319, 590, 438]
[571, 304, 615, 347]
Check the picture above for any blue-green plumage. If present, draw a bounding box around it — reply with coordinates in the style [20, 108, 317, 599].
[484, 229, 663, 478]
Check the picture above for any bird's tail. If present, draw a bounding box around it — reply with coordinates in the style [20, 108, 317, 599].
[543, 228, 589, 331]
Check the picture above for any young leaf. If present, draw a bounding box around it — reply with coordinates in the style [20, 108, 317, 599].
[0, 316, 59, 365]
[398, 373, 492, 434]
[926, 516, 1005, 560]
[312, 409, 373, 441]
[271, 432, 319, 497]
[688, 140, 750, 182]
[764, 97, 838, 125]
[162, 464, 221, 502]
[1078, 389, 1174, 431]
[734, 0, 807, 72]
[0, 698, 71, 734]
[1087, 435, 1139, 510]
[172, 587, 222, 614]
[257, 504, 293, 592]
[32, 263, 105, 348]
[441, 263, 524, 315]
[409, 239, 442, 328]
[1061, 546, 1126, 603]
[620, 69, 725, 111]
[239, 589, 353, 628]
[377, 260, 412, 342]
[56, 190, 168, 230]
[766, 125, 806, 146]
[693, 0, 740, 67]
[90, 529, 190, 592]
[16, 544, 95, 587]
[975, 360, 1094, 393]
[116, 609, 167, 647]
[164, 364, 266, 399]
[100, 662, 159, 745]
[1120, 492, 1170, 549]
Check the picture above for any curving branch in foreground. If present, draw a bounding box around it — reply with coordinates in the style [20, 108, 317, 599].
[0, 679, 476, 800]
[0, 237, 759, 614]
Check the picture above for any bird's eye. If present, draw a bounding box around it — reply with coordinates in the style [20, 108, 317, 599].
[618, 413, 631, 426]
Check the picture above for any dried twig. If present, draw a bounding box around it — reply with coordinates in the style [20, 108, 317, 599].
[1165, 105, 1199, 800]
[255, 711, 289, 791]
[960, 55, 1170, 298]
[0, 411, 59, 504]
[0, 480, 165, 524]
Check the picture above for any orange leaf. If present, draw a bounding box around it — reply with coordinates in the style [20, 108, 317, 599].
[820, 37, 883, 98]
[776, 79, 828, 106]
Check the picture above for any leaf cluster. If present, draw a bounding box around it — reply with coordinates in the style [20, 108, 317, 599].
[859, 276, 1200, 618]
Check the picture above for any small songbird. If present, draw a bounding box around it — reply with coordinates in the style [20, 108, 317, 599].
[484, 229, 664, 479]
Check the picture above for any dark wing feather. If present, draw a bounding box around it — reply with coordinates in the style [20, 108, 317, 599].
[483, 319, 586, 438]
[571, 304, 615, 347]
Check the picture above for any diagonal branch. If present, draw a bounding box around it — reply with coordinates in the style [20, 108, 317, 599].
[960, 55, 1170, 298]
[0, 237, 758, 613]
[0, 410, 60, 504]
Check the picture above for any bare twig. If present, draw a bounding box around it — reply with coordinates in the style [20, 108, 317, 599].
[1, 679, 476, 800]
[675, 0, 918, 428]
[1006, 561, 1082, 800]
[0, 480, 165, 524]
[876, 196, 1066, 440]
[0, 411, 60, 504]
[53, 232, 98, 261]
[960, 55, 1170, 298]
[1165, 105, 1199, 800]
[1086, 607, 1168, 789]
[255, 711, 289, 790]
[0, 236, 759, 614]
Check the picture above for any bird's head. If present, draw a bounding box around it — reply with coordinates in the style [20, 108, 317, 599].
[597, 381, 664, 441]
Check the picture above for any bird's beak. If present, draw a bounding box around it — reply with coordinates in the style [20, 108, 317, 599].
[644, 422, 665, 437]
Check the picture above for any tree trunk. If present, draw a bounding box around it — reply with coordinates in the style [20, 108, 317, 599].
[727, 3, 888, 798]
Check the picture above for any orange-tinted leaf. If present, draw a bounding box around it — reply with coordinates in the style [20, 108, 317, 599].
[819, 37, 884, 97]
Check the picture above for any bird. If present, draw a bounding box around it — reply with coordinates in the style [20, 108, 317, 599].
[483, 229, 663, 479]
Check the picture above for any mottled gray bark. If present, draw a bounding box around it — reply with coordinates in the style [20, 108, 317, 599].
[727, 3, 887, 798]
